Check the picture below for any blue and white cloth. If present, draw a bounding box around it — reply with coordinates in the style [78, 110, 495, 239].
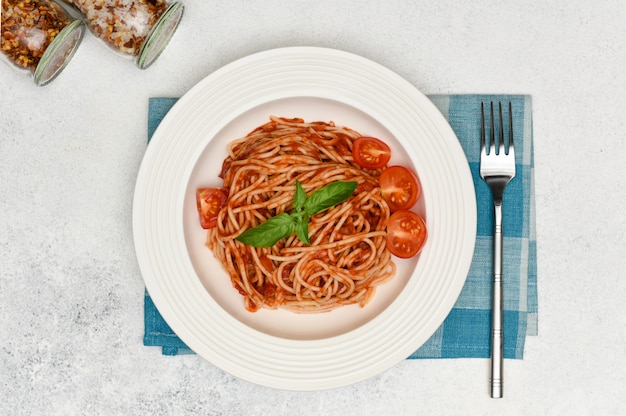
[143, 94, 538, 359]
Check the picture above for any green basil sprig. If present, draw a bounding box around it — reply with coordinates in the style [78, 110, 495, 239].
[236, 180, 357, 248]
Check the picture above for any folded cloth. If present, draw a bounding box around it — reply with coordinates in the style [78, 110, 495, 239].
[143, 94, 537, 359]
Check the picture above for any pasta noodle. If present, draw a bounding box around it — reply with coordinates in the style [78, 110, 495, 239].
[206, 116, 396, 313]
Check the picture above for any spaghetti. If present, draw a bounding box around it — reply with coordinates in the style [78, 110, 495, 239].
[206, 116, 396, 313]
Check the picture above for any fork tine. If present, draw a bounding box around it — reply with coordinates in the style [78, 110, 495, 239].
[498, 102, 505, 155]
[480, 101, 486, 154]
[489, 102, 495, 155]
[508, 101, 514, 155]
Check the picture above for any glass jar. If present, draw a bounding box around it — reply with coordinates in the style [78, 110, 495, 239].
[1, 0, 86, 86]
[61, 0, 184, 69]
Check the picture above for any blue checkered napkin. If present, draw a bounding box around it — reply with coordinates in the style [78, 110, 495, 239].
[143, 95, 538, 358]
[409, 95, 537, 359]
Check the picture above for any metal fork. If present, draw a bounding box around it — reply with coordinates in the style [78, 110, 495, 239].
[480, 101, 516, 399]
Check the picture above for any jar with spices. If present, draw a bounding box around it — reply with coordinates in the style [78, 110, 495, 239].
[1, 0, 86, 86]
[61, 0, 184, 69]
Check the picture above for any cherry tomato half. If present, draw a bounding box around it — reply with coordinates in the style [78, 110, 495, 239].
[196, 188, 227, 229]
[352, 137, 391, 169]
[379, 165, 420, 211]
[385, 210, 427, 258]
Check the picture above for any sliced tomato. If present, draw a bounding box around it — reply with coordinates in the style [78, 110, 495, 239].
[379, 165, 420, 211]
[352, 137, 391, 169]
[196, 188, 228, 229]
[385, 210, 427, 258]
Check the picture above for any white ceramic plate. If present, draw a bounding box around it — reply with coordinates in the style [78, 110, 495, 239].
[133, 47, 476, 391]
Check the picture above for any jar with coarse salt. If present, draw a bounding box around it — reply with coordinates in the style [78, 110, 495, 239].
[60, 0, 184, 69]
[1, 0, 86, 86]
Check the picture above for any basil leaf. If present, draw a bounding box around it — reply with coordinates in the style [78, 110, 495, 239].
[235, 213, 296, 248]
[293, 180, 307, 212]
[294, 219, 310, 246]
[235, 181, 357, 248]
[304, 181, 358, 216]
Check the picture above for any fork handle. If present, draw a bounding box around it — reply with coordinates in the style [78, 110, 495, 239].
[490, 202, 504, 398]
